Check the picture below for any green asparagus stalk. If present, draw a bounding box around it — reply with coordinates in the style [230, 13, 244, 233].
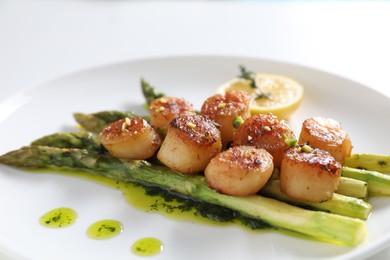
[31, 132, 105, 153]
[260, 180, 371, 220]
[0, 146, 366, 245]
[26, 132, 371, 208]
[345, 154, 390, 174]
[141, 78, 165, 106]
[336, 177, 368, 200]
[27, 132, 371, 219]
[73, 111, 142, 133]
[342, 167, 390, 196]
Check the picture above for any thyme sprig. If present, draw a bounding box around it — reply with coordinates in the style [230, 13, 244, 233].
[238, 66, 257, 89]
[237, 66, 272, 100]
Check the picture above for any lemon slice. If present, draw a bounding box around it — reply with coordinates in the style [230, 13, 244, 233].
[217, 73, 304, 119]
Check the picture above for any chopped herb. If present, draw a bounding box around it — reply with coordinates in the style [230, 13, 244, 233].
[378, 160, 387, 166]
[218, 102, 227, 108]
[301, 144, 313, 153]
[51, 214, 62, 222]
[255, 93, 271, 100]
[232, 116, 244, 129]
[284, 137, 297, 148]
[101, 225, 116, 232]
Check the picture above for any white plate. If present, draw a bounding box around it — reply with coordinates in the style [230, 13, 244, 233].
[0, 56, 389, 260]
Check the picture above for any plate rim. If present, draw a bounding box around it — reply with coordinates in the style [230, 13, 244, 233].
[0, 55, 389, 260]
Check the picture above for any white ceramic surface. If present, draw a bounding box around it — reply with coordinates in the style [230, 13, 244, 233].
[0, 56, 389, 260]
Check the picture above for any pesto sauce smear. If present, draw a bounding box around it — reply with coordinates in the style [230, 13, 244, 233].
[70, 171, 218, 225]
[121, 182, 271, 230]
[121, 181, 217, 224]
[68, 170, 271, 230]
[39, 207, 77, 228]
[87, 219, 123, 240]
[37, 170, 270, 258]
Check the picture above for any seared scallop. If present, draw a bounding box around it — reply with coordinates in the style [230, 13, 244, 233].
[299, 117, 352, 164]
[205, 146, 274, 196]
[232, 113, 295, 168]
[280, 145, 341, 202]
[150, 96, 196, 132]
[200, 90, 251, 144]
[157, 114, 222, 174]
[100, 117, 162, 160]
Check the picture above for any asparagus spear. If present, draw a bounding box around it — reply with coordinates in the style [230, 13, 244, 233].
[141, 78, 164, 106]
[28, 132, 371, 218]
[337, 177, 368, 199]
[345, 154, 390, 174]
[0, 146, 366, 245]
[342, 167, 390, 196]
[261, 180, 371, 220]
[73, 111, 142, 133]
[31, 132, 105, 153]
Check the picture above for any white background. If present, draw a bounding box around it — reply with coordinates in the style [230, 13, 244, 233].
[1, 1, 389, 259]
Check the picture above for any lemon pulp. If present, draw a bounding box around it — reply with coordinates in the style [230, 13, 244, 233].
[217, 73, 304, 119]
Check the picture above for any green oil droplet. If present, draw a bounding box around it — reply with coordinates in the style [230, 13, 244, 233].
[39, 207, 77, 228]
[87, 219, 123, 240]
[131, 237, 163, 256]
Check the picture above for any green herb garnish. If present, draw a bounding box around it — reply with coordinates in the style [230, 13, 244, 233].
[237, 66, 271, 100]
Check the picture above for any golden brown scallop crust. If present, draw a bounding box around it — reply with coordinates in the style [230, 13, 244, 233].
[232, 113, 295, 168]
[169, 115, 221, 146]
[157, 114, 222, 174]
[299, 117, 352, 164]
[150, 96, 196, 128]
[100, 117, 162, 160]
[200, 90, 252, 144]
[284, 146, 341, 175]
[300, 117, 348, 145]
[216, 146, 272, 171]
[205, 146, 274, 196]
[280, 146, 342, 202]
[200, 90, 251, 119]
[100, 118, 161, 146]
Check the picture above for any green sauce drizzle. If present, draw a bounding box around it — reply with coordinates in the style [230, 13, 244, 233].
[87, 219, 123, 240]
[131, 237, 163, 256]
[39, 207, 77, 228]
[62, 170, 270, 230]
